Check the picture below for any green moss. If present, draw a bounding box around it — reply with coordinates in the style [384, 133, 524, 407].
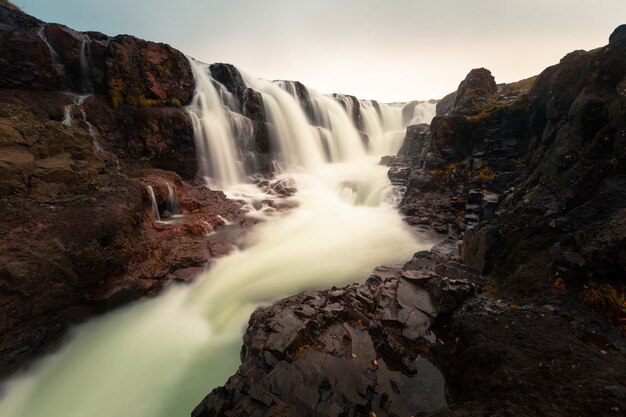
[155, 62, 172, 77]
[582, 282, 626, 336]
[109, 89, 124, 109]
[110, 87, 180, 108]
[167, 98, 182, 107]
[126, 95, 162, 107]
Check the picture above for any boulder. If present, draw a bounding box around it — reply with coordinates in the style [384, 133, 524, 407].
[451, 68, 497, 115]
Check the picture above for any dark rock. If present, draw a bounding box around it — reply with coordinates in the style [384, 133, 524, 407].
[451, 68, 497, 115]
[193, 243, 479, 416]
[209, 63, 245, 97]
[609, 24, 626, 44]
[436, 91, 456, 117]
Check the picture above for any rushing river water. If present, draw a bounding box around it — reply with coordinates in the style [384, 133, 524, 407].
[0, 60, 436, 417]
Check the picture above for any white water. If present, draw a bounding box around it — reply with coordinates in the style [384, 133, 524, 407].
[242, 74, 326, 172]
[0, 62, 436, 417]
[37, 25, 61, 65]
[78, 37, 93, 93]
[146, 185, 161, 222]
[410, 101, 436, 125]
[187, 59, 243, 187]
[166, 184, 181, 215]
[61, 105, 72, 126]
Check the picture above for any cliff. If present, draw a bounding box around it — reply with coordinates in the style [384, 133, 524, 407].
[0, 2, 244, 376]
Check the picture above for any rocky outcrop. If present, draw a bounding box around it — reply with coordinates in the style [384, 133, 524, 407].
[385, 67, 531, 237]
[193, 240, 482, 417]
[0, 2, 248, 376]
[464, 27, 626, 291]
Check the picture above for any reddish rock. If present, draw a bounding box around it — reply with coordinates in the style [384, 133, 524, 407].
[0, 2, 247, 376]
[94, 35, 194, 107]
[0, 5, 55, 90]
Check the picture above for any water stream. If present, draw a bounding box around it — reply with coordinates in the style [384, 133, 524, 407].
[0, 61, 435, 417]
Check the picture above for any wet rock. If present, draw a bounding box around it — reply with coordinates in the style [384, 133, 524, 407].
[193, 240, 479, 417]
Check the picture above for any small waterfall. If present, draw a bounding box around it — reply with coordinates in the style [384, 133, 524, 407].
[79, 37, 94, 93]
[80, 110, 104, 152]
[62, 106, 72, 126]
[166, 184, 181, 215]
[360, 101, 405, 155]
[147, 185, 161, 221]
[410, 101, 436, 125]
[61, 93, 104, 153]
[308, 91, 365, 161]
[187, 58, 244, 186]
[37, 25, 61, 65]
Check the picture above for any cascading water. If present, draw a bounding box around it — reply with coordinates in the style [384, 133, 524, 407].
[410, 101, 436, 125]
[78, 37, 94, 93]
[241, 74, 326, 172]
[166, 184, 181, 215]
[38, 24, 61, 65]
[187, 58, 244, 187]
[0, 60, 437, 417]
[147, 185, 161, 222]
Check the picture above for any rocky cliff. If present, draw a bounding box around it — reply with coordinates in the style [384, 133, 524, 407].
[0, 2, 246, 376]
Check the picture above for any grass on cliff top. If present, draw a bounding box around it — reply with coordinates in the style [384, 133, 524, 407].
[581, 282, 626, 336]
[0, 0, 21, 12]
[502, 75, 538, 96]
[466, 75, 538, 123]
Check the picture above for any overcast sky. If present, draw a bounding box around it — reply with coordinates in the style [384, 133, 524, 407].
[13, 0, 626, 102]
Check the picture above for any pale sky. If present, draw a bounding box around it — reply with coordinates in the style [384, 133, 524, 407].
[13, 0, 626, 102]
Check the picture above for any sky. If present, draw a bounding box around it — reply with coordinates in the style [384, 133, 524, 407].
[13, 0, 626, 102]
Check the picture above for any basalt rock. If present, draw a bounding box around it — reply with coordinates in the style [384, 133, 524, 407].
[451, 68, 496, 115]
[193, 240, 481, 417]
[384, 26, 626, 417]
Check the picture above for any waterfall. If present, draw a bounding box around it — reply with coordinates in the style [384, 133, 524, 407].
[241, 74, 326, 172]
[147, 185, 161, 221]
[0, 60, 438, 417]
[410, 101, 436, 125]
[62, 105, 72, 126]
[166, 184, 181, 215]
[187, 58, 244, 186]
[37, 25, 61, 65]
[79, 37, 94, 93]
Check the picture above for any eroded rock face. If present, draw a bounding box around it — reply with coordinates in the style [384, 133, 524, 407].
[193, 240, 481, 417]
[472, 27, 626, 292]
[95, 35, 194, 107]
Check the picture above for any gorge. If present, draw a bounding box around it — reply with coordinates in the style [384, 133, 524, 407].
[1, 1, 625, 416]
